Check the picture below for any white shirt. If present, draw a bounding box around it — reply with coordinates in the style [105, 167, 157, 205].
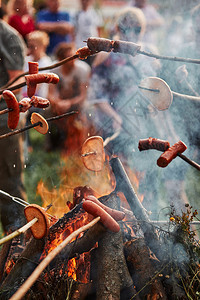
[74, 7, 103, 49]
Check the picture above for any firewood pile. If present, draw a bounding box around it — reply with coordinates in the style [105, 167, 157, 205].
[0, 156, 199, 300]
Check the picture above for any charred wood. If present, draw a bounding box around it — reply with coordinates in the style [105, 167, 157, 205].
[94, 193, 137, 300]
[124, 238, 167, 299]
[0, 241, 12, 284]
[0, 237, 46, 299]
[50, 221, 106, 269]
[110, 157, 163, 259]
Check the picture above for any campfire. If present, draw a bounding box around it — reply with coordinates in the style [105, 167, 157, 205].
[0, 155, 199, 300]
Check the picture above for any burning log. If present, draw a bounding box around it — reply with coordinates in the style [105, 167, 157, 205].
[0, 241, 12, 284]
[10, 217, 101, 300]
[109, 156, 162, 260]
[92, 193, 137, 300]
[0, 237, 46, 299]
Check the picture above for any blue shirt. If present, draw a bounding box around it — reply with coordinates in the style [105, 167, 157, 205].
[37, 10, 71, 54]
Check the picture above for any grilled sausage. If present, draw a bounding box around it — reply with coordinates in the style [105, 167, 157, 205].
[28, 61, 39, 74]
[83, 200, 121, 232]
[87, 37, 113, 52]
[85, 195, 125, 221]
[138, 137, 170, 152]
[157, 140, 187, 168]
[19, 98, 32, 112]
[113, 40, 141, 56]
[2, 90, 20, 129]
[30, 96, 50, 108]
[76, 46, 95, 59]
[25, 73, 59, 97]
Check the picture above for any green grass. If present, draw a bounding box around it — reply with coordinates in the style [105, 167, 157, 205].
[24, 130, 65, 205]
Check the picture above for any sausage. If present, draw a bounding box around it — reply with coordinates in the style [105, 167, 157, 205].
[25, 73, 59, 97]
[138, 137, 170, 152]
[26, 83, 37, 98]
[113, 40, 141, 56]
[19, 98, 32, 112]
[157, 140, 187, 168]
[30, 112, 49, 135]
[30, 96, 50, 108]
[28, 61, 39, 74]
[2, 90, 20, 129]
[24, 204, 50, 239]
[76, 46, 95, 60]
[73, 185, 97, 207]
[85, 195, 125, 221]
[82, 200, 121, 233]
[25, 73, 59, 85]
[87, 37, 113, 52]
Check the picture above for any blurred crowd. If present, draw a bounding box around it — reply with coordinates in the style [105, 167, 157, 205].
[1, 0, 200, 231]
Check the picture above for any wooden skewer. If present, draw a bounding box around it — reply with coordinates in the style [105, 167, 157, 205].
[0, 217, 38, 246]
[138, 49, 200, 64]
[0, 108, 12, 116]
[81, 130, 121, 157]
[177, 153, 200, 171]
[0, 111, 78, 140]
[10, 216, 101, 300]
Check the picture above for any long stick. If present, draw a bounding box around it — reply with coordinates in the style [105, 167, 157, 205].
[0, 111, 78, 140]
[10, 216, 100, 300]
[177, 153, 200, 171]
[138, 85, 200, 103]
[3, 37, 200, 95]
[0, 218, 38, 246]
[138, 49, 200, 64]
[0, 54, 79, 91]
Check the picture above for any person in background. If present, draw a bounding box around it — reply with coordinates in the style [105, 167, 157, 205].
[129, 0, 163, 46]
[23, 30, 52, 153]
[36, 0, 74, 56]
[87, 7, 160, 156]
[7, 0, 35, 43]
[46, 42, 91, 153]
[74, 0, 103, 65]
[0, 12, 27, 233]
[87, 7, 185, 218]
[24, 30, 52, 99]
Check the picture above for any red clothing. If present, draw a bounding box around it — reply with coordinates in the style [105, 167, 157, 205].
[8, 14, 35, 39]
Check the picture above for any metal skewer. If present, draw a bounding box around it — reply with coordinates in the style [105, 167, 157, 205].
[138, 85, 200, 102]
[0, 111, 78, 140]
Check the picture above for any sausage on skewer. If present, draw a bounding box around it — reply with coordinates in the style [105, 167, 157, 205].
[2, 90, 20, 129]
[157, 140, 187, 168]
[28, 61, 39, 75]
[83, 200, 122, 233]
[25, 73, 59, 97]
[138, 137, 170, 152]
[84, 195, 125, 221]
